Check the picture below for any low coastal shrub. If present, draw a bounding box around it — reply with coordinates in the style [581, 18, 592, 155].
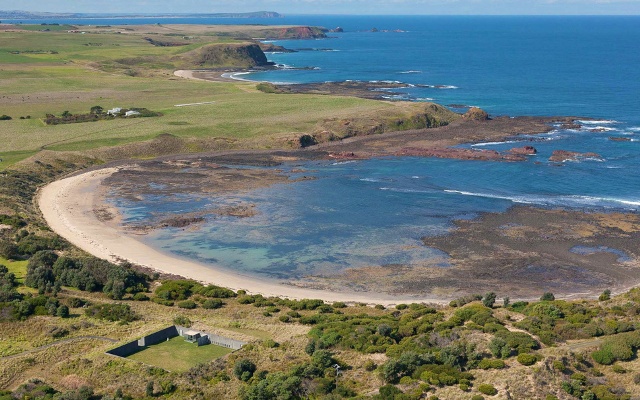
[202, 299, 223, 309]
[173, 315, 192, 327]
[299, 134, 318, 148]
[84, 303, 137, 322]
[477, 358, 505, 370]
[517, 353, 539, 366]
[178, 300, 197, 309]
[133, 292, 150, 301]
[152, 297, 174, 306]
[256, 82, 280, 93]
[234, 359, 256, 381]
[591, 331, 640, 365]
[449, 294, 482, 308]
[478, 383, 497, 396]
[540, 292, 555, 301]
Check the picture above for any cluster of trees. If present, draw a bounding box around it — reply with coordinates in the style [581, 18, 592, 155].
[43, 106, 160, 125]
[1, 264, 70, 321]
[24, 251, 148, 299]
[237, 349, 354, 400]
[0, 230, 66, 260]
[84, 303, 137, 323]
[151, 279, 235, 309]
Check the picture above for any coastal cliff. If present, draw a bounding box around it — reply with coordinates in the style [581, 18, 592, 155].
[182, 43, 273, 68]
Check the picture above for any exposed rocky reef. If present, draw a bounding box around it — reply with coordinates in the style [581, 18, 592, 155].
[549, 150, 602, 163]
[394, 146, 533, 161]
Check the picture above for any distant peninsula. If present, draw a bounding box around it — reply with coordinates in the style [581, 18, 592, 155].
[0, 10, 283, 19]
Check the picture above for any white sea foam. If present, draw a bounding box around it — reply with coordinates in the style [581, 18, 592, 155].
[416, 97, 435, 101]
[221, 72, 254, 82]
[380, 187, 430, 194]
[399, 70, 422, 74]
[369, 80, 403, 84]
[381, 95, 410, 100]
[587, 126, 616, 132]
[444, 190, 640, 209]
[276, 63, 296, 70]
[438, 85, 459, 89]
[577, 119, 618, 125]
[331, 160, 357, 165]
[471, 140, 518, 147]
[360, 178, 381, 182]
[629, 127, 640, 132]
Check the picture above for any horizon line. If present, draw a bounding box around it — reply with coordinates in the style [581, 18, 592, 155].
[3, 13, 640, 17]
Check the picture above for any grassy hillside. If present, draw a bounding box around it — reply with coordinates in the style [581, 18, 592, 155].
[0, 26, 453, 169]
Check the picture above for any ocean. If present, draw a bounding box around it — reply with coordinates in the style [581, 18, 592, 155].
[60, 15, 639, 281]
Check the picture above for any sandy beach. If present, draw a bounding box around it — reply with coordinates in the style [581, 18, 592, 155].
[38, 167, 447, 306]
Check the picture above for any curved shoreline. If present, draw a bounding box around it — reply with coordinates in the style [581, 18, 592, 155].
[38, 167, 448, 306]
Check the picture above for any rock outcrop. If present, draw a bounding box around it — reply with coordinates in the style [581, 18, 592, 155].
[463, 107, 490, 121]
[187, 43, 273, 68]
[259, 43, 296, 53]
[266, 27, 327, 39]
[549, 150, 602, 162]
[508, 146, 537, 156]
[395, 147, 528, 161]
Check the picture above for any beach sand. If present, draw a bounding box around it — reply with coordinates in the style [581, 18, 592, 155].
[38, 167, 446, 306]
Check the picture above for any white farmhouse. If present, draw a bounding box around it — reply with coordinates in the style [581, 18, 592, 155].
[107, 107, 122, 116]
[125, 110, 141, 117]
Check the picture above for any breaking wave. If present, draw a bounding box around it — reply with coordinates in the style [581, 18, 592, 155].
[443, 190, 640, 210]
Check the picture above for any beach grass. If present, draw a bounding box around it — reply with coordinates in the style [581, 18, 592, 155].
[126, 336, 233, 372]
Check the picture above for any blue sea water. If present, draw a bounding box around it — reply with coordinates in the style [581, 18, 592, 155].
[88, 15, 640, 281]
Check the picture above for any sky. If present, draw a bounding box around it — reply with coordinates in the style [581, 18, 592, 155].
[4, 0, 640, 15]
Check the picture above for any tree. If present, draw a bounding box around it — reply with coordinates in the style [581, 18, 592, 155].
[0, 240, 19, 259]
[599, 289, 611, 301]
[234, 359, 257, 381]
[61, 111, 72, 118]
[503, 296, 510, 307]
[90, 105, 104, 114]
[540, 292, 555, 301]
[482, 292, 496, 308]
[57, 305, 70, 318]
[173, 315, 192, 327]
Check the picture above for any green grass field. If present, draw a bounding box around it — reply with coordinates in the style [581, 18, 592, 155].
[0, 27, 407, 169]
[0, 256, 27, 283]
[127, 336, 233, 372]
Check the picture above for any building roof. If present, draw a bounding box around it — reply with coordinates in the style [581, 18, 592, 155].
[184, 330, 200, 336]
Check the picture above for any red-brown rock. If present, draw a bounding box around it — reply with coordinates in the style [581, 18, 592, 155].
[463, 107, 490, 121]
[395, 147, 526, 161]
[549, 150, 602, 162]
[508, 146, 537, 155]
